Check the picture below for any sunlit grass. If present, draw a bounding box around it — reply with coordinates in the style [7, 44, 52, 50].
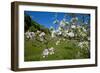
[24, 37, 90, 61]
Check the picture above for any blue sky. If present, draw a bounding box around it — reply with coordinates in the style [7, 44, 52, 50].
[24, 11, 90, 29]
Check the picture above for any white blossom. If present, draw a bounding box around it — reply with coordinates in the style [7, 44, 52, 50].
[26, 35, 30, 39]
[39, 32, 45, 41]
[67, 32, 74, 38]
[42, 49, 49, 58]
[25, 31, 35, 40]
[49, 47, 55, 55]
[53, 19, 59, 24]
[58, 27, 62, 31]
[65, 22, 69, 25]
[51, 30, 56, 38]
[62, 30, 68, 37]
[80, 32, 87, 37]
[39, 32, 45, 37]
[78, 41, 89, 49]
[60, 20, 66, 27]
[71, 25, 76, 29]
[39, 38, 44, 42]
[82, 27, 87, 32]
[30, 32, 35, 39]
[78, 42, 83, 48]
[56, 40, 60, 45]
[56, 30, 62, 36]
[37, 30, 40, 33]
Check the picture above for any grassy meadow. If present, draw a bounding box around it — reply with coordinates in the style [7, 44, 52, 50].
[24, 36, 90, 61]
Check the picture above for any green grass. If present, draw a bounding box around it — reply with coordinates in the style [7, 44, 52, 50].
[24, 37, 90, 61]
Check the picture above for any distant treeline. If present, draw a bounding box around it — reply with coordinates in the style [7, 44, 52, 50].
[24, 14, 50, 34]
